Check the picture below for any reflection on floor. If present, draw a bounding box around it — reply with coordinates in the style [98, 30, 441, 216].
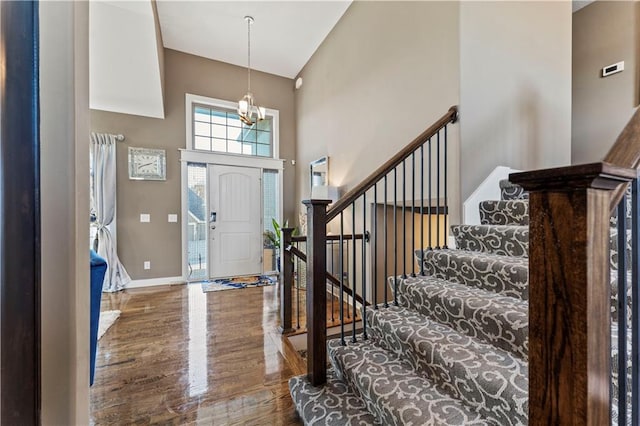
[90, 283, 303, 425]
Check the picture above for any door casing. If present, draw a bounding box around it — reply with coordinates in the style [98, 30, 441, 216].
[179, 149, 284, 281]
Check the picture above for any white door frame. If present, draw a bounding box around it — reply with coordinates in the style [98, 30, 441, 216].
[180, 150, 284, 281]
[181, 93, 284, 281]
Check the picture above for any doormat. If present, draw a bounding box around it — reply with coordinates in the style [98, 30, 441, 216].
[199, 275, 277, 293]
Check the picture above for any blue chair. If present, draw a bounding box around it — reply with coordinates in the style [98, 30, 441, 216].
[90, 250, 107, 385]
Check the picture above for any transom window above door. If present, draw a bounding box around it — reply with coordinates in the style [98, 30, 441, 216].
[187, 95, 278, 158]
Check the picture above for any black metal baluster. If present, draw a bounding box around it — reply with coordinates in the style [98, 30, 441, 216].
[374, 183, 378, 308]
[420, 143, 425, 275]
[436, 130, 441, 249]
[402, 160, 407, 278]
[411, 152, 416, 277]
[352, 202, 357, 343]
[428, 137, 432, 250]
[394, 168, 398, 306]
[384, 175, 389, 308]
[632, 178, 639, 426]
[339, 212, 345, 345]
[618, 194, 629, 423]
[443, 124, 448, 249]
[330, 240, 334, 323]
[362, 194, 367, 340]
[345, 238, 350, 319]
[296, 241, 300, 329]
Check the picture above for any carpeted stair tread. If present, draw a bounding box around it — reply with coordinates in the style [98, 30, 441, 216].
[366, 305, 528, 425]
[452, 224, 529, 258]
[328, 338, 489, 425]
[610, 189, 632, 229]
[421, 249, 529, 300]
[610, 269, 633, 325]
[499, 180, 528, 201]
[610, 227, 632, 272]
[611, 322, 633, 426]
[479, 200, 529, 226]
[394, 275, 529, 358]
[289, 369, 382, 425]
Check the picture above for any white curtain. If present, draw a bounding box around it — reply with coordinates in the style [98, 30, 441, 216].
[91, 132, 131, 292]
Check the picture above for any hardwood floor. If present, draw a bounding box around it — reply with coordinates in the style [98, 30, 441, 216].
[91, 284, 303, 425]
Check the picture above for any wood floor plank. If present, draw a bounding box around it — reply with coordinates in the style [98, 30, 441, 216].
[91, 284, 302, 425]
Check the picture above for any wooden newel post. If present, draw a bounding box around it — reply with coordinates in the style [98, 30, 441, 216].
[303, 199, 330, 386]
[280, 227, 295, 334]
[511, 163, 635, 426]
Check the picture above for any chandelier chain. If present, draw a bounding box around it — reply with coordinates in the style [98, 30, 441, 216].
[247, 16, 251, 93]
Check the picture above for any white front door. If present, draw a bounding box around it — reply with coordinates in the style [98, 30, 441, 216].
[208, 164, 262, 278]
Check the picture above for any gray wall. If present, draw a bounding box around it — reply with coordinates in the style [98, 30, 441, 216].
[572, 1, 639, 164]
[91, 49, 295, 280]
[459, 1, 573, 201]
[40, 1, 91, 423]
[295, 1, 462, 224]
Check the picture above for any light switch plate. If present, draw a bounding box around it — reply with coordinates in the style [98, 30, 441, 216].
[168, 214, 178, 223]
[143, 261, 151, 270]
[140, 213, 150, 223]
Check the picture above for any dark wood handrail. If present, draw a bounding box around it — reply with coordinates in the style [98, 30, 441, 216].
[287, 245, 369, 308]
[604, 108, 640, 210]
[291, 232, 369, 243]
[326, 106, 458, 222]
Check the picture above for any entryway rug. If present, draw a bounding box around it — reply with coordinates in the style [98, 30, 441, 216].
[98, 310, 121, 340]
[200, 275, 277, 293]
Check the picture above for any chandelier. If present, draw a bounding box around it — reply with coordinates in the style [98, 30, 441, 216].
[238, 16, 265, 126]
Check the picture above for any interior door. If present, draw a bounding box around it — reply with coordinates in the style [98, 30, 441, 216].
[208, 164, 262, 278]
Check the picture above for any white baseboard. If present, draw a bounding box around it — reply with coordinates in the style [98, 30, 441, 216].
[125, 276, 185, 289]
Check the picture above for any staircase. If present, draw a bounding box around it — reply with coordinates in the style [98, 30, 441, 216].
[289, 178, 631, 425]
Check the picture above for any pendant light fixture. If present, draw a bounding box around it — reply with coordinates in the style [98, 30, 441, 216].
[238, 16, 265, 126]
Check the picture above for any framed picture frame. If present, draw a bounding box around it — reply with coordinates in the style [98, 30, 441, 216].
[128, 147, 166, 181]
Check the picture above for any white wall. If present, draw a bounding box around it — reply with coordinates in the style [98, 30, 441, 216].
[40, 1, 90, 424]
[459, 1, 573, 201]
[90, 0, 165, 118]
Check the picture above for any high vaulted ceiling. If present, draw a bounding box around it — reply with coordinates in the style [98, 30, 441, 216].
[156, 1, 352, 79]
[90, 0, 165, 118]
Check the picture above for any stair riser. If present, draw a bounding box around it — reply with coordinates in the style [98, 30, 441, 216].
[452, 225, 529, 258]
[421, 249, 529, 300]
[396, 277, 529, 359]
[610, 228, 632, 272]
[367, 308, 528, 426]
[480, 200, 529, 226]
[499, 180, 528, 201]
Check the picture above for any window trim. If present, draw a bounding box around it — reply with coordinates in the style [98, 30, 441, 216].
[185, 93, 280, 159]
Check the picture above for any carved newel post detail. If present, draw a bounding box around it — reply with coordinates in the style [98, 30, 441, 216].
[279, 227, 295, 334]
[303, 199, 330, 386]
[511, 163, 635, 425]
